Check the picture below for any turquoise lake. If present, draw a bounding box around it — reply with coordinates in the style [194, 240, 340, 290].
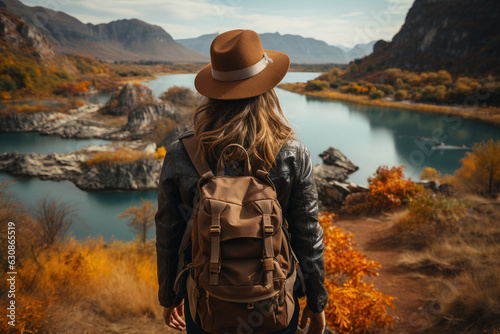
[1, 72, 499, 241]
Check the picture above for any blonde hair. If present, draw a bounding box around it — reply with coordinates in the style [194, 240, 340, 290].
[193, 89, 294, 171]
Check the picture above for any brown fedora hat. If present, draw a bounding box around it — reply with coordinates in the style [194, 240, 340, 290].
[194, 29, 290, 100]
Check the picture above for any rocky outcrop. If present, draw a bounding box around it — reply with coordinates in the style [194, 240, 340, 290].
[76, 159, 161, 191]
[123, 103, 176, 131]
[0, 7, 54, 59]
[313, 147, 366, 208]
[0, 141, 162, 191]
[101, 83, 157, 116]
[0, 104, 125, 138]
[319, 147, 359, 173]
[0, 111, 63, 132]
[359, 0, 500, 75]
[0, 99, 182, 141]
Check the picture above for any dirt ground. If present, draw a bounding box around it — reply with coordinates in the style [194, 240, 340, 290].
[334, 216, 442, 334]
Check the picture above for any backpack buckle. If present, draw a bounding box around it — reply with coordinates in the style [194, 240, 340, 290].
[264, 225, 274, 235]
[209, 262, 221, 273]
[210, 225, 221, 235]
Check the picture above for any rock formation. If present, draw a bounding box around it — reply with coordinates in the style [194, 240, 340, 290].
[76, 159, 161, 191]
[0, 6, 54, 59]
[123, 103, 176, 131]
[0, 141, 162, 191]
[313, 147, 367, 208]
[101, 83, 157, 116]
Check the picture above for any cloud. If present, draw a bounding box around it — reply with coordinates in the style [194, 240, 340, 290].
[341, 11, 363, 18]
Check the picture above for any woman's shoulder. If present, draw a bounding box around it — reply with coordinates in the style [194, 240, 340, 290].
[271, 138, 311, 176]
[277, 137, 311, 160]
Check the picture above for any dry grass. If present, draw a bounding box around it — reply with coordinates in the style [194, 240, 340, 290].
[86, 145, 154, 166]
[0, 185, 173, 333]
[0, 236, 167, 333]
[92, 113, 129, 128]
[394, 195, 500, 332]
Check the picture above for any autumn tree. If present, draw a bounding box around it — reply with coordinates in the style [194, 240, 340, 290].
[119, 198, 156, 245]
[455, 139, 500, 195]
[420, 167, 442, 181]
[344, 166, 423, 214]
[159, 85, 198, 107]
[33, 195, 80, 246]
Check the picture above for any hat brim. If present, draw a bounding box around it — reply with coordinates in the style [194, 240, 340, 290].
[194, 50, 290, 100]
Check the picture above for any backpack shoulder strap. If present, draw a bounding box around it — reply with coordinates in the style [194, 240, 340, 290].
[180, 131, 212, 177]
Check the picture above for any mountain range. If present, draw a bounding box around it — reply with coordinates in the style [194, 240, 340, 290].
[0, 0, 207, 62]
[359, 0, 500, 75]
[177, 33, 377, 64]
[1, 0, 376, 64]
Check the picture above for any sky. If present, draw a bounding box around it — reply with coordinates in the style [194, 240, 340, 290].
[19, 0, 414, 47]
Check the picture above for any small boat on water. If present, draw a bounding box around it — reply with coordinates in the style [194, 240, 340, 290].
[432, 142, 472, 150]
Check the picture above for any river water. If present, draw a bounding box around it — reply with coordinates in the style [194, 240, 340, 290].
[1, 72, 499, 240]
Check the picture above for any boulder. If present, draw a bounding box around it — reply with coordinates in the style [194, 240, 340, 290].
[319, 147, 359, 173]
[313, 147, 365, 208]
[101, 83, 157, 116]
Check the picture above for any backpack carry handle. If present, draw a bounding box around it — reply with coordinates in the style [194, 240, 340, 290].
[217, 144, 253, 177]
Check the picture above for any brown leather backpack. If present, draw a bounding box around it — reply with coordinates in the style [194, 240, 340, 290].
[175, 133, 299, 333]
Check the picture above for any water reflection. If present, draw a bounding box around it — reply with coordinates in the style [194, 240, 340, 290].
[303, 95, 500, 181]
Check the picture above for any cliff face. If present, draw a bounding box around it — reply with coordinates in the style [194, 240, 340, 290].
[361, 0, 500, 75]
[0, 7, 54, 59]
[0, 0, 207, 61]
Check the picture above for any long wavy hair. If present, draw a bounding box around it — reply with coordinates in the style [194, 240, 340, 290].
[193, 89, 294, 171]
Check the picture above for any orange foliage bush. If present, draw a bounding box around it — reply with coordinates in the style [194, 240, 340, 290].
[318, 213, 394, 333]
[154, 146, 166, 159]
[454, 139, 500, 195]
[86, 146, 153, 166]
[344, 166, 423, 214]
[420, 166, 442, 181]
[55, 81, 92, 96]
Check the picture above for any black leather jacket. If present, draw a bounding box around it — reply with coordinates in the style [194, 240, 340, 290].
[155, 133, 328, 313]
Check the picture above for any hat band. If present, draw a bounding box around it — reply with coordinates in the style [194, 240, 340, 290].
[211, 53, 273, 82]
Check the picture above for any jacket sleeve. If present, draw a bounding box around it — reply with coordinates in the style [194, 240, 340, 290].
[286, 143, 328, 313]
[155, 143, 188, 308]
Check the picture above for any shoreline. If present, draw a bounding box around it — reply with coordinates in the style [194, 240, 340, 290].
[278, 83, 500, 127]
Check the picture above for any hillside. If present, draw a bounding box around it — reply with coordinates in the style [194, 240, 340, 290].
[0, 8, 118, 99]
[177, 32, 350, 64]
[355, 0, 500, 76]
[0, 0, 208, 62]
